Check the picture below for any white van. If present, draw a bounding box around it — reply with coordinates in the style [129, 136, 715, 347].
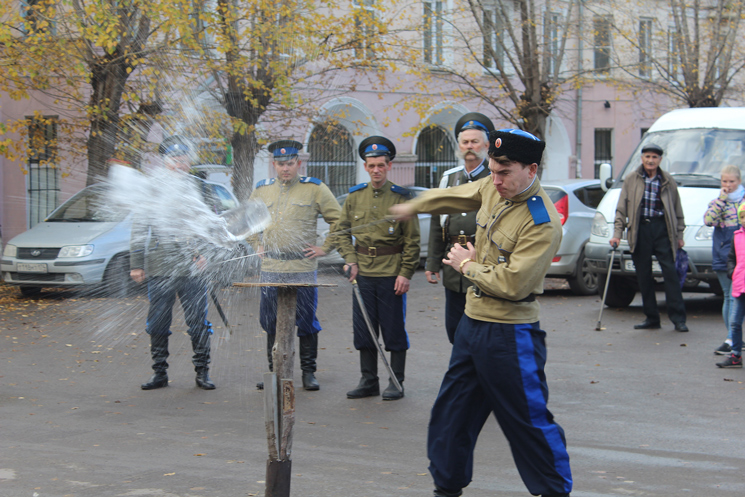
[585, 107, 745, 307]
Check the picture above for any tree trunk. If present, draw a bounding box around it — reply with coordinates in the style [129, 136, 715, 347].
[85, 63, 128, 185]
[232, 130, 259, 201]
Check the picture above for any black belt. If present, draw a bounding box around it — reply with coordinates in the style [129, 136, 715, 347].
[355, 245, 403, 257]
[266, 250, 306, 261]
[641, 217, 664, 224]
[472, 284, 535, 303]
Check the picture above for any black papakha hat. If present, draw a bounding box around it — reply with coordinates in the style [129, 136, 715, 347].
[359, 136, 396, 161]
[454, 112, 495, 138]
[488, 129, 546, 165]
[641, 143, 664, 156]
[159, 135, 191, 157]
[268, 139, 303, 162]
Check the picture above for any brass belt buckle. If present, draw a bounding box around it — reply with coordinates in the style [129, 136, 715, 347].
[472, 285, 482, 298]
[368, 246, 377, 257]
[458, 234, 468, 245]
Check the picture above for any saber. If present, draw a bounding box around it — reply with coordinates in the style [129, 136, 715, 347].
[345, 268, 403, 394]
[209, 287, 233, 335]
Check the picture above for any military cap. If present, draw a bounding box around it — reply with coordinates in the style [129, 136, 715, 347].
[159, 135, 191, 157]
[268, 139, 303, 162]
[358, 136, 396, 161]
[641, 143, 664, 156]
[489, 128, 546, 165]
[454, 112, 495, 138]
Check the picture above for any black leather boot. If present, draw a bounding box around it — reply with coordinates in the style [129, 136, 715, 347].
[192, 331, 215, 389]
[141, 371, 168, 390]
[433, 485, 463, 497]
[195, 368, 216, 390]
[347, 349, 379, 399]
[141, 335, 169, 390]
[299, 334, 320, 391]
[382, 350, 405, 401]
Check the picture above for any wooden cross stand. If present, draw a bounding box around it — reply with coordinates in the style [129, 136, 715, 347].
[233, 282, 337, 497]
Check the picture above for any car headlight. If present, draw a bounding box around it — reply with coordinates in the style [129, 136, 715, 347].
[3, 244, 17, 257]
[694, 225, 714, 241]
[59, 245, 94, 258]
[591, 212, 610, 237]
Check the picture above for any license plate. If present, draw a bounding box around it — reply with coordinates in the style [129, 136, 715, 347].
[17, 263, 48, 273]
[624, 260, 662, 274]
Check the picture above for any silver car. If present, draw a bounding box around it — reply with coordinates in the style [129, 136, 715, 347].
[2, 180, 238, 297]
[317, 187, 431, 266]
[542, 179, 605, 295]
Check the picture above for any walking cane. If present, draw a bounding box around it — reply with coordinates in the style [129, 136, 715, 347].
[595, 243, 618, 331]
[344, 266, 403, 394]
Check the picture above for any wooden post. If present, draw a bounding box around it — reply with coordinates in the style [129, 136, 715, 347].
[233, 282, 335, 497]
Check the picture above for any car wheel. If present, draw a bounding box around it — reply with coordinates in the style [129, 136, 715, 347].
[597, 274, 636, 308]
[20, 286, 42, 297]
[102, 255, 133, 297]
[567, 250, 598, 296]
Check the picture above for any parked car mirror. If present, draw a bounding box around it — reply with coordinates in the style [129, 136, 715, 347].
[598, 163, 613, 191]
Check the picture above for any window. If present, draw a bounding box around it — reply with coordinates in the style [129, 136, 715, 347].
[353, 0, 376, 59]
[27, 116, 59, 228]
[423, 0, 444, 65]
[593, 16, 611, 75]
[547, 12, 561, 76]
[667, 26, 682, 81]
[594, 128, 613, 178]
[482, 8, 504, 69]
[415, 126, 457, 188]
[639, 18, 653, 78]
[307, 122, 357, 197]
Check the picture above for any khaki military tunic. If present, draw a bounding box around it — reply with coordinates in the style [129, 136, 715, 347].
[248, 175, 341, 273]
[332, 180, 420, 279]
[409, 177, 561, 324]
[426, 161, 491, 293]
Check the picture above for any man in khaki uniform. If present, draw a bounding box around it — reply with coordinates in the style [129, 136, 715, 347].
[331, 136, 420, 401]
[391, 129, 572, 497]
[247, 139, 341, 390]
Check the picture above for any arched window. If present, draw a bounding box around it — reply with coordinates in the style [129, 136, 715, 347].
[415, 125, 457, 188]
[307, 122, 356, 197]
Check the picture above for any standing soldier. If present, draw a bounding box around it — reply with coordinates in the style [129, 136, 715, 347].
[331, 136, 420, 401]
[426, 112, 494, 344]
[130, 136, 216, 391]
[247, 139, 341, 391]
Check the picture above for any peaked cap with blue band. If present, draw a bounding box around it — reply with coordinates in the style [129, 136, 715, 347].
[489, 128, 546, 165]
[159, 135, 191, 157]
[454, 112, 495, 138]
[358, 136, 396, 161]
[268, 139, 303, 162]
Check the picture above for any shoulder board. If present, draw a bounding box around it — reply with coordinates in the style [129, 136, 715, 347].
[527, 196, 551, 225]
[255, 178, 275, 189]
[391, 184, 413, 198]
[349, 183, 368, 193]
[300, 176, 322, 185]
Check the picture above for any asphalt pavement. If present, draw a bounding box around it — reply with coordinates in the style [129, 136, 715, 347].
[1, 269, 744, 497]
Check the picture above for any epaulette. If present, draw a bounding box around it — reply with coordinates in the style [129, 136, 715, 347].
[300, 176, 322, 185]
[255, 178, 276, 189]
[391, 184, 413, 199]
[349, 183, 368, 193]
[527, 196, 551, 225]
